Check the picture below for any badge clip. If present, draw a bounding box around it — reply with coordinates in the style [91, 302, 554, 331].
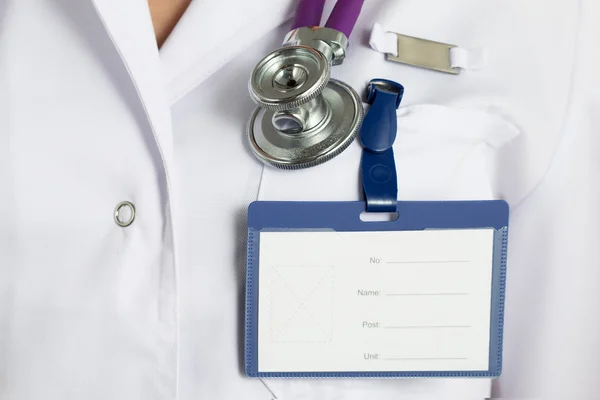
[387, 33, 459, 75]
[360, 79, 404, 212]
[369, 23, 487, 74]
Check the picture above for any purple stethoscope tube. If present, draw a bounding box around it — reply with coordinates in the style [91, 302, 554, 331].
[291, 0, 364, 38]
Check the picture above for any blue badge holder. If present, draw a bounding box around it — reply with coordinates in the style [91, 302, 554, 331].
[244, 79, 509, 379]
[245, 201, 508, 378]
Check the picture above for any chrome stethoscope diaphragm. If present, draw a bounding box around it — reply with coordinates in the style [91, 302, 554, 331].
[249, 46, 330, 112]
[247, 24, 364, 169]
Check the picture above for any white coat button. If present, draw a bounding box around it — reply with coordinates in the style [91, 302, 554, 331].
[114, 201, 136, 227]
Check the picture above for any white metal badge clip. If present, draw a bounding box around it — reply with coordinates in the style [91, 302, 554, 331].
[369, 23, 487, 74]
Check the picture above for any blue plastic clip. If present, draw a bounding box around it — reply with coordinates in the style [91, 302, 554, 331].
[360, 79, 404, 212]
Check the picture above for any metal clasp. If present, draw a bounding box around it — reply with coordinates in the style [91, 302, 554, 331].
[283, 27, 349, 66]
[114, 201, 136, 227]
[387, 33, 459, 75]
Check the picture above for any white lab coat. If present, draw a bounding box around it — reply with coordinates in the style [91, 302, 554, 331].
[0, 0, 597, 399]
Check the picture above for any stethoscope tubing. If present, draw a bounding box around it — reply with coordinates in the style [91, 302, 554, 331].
[291, 0, 365, 37]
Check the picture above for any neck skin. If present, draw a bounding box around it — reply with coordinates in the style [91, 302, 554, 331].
[148, 0, 192, 48]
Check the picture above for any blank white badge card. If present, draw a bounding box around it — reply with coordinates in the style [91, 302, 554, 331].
[257, 229, 495, 373]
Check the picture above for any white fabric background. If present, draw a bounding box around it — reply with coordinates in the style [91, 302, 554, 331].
[496, 2, 600, 396]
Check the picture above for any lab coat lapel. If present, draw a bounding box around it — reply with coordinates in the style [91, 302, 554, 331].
[88, 0, 173, 167]
[160, 0, 300, 104]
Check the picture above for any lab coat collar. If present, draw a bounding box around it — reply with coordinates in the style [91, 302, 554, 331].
[85, 0, 303, 173]
[88, 0, 174, 167]
[87, 0, 336, 110]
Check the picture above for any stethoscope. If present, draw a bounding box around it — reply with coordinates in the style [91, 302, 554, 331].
[247, 0, 365, 169]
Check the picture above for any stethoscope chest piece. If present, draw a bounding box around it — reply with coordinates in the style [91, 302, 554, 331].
[247, 34, 363, 169]
[249, 46, 330, 111]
